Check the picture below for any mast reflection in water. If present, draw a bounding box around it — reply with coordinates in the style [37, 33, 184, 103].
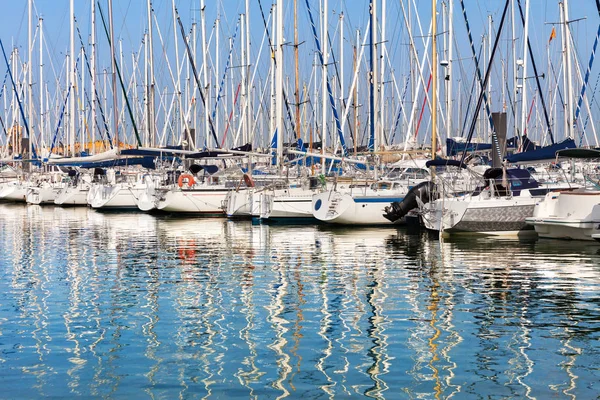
[0, 204, 599, 398]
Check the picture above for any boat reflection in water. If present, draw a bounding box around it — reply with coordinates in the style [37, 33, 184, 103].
[0, 204, 598, 398]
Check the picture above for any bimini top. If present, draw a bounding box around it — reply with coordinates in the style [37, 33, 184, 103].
[555, 148, 600, 159]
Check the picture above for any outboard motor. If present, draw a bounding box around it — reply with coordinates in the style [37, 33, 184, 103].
[383, 181, 437, 223]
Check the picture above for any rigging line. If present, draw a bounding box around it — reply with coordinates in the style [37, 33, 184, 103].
[174, 9, 220, 149]
[0, 68, 9, 102]
[460, 44, 483, 138]
[516, 0, 554, 144]
[0, 39, 30, 145]
[74, 18, 112, 147]
[221, 83, 241, 148]
[583, 73, 600, 131]
[574, 24, 600, 128]
[325, 20, 355, 146]
[256, 0, 297, 138]
[460, 0, 510, 167]
[390, 75, 410, 144]
[48, 55, 81, 157]
[459, 0, 495, 134]
[97, 1, 142, 147]
[0, 114, 8, 138]
[304, 0, 348, 156]
[211, 16, 239, 132]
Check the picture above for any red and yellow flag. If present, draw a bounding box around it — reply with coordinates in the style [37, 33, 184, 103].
[549, 26, 556, 43]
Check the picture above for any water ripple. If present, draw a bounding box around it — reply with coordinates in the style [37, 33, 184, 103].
[0, 204, 599, 398]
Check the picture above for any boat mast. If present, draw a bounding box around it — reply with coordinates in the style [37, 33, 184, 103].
[339, 11, 344, 141]
[270, 4, 276, 151]
[39, 16, 44, 154]
[369, 0, 377, 152]
[28, 0, 33, 165]
[353, 30, 359, 156]
[322, 0, 329, 173]
[108, 0, 119, 150]
[275, 0, 284, 168]
[70, 0, 76, 156]
[80, 45, 85, 153]
[200, 0, 209, 147]
[560, 2, 568, 140]
[91, 0, 96, 152]
[147, 0, 156, 147]
[215, 10, 220, 141]
[380, 0, 386, 149]
[431, 0, 437, 159]
[294, 0, 301, 141]
[563, 0, 574, 140]
[241, 12, 248, 145]
[245, 0, 252, 147]
[511, 0, 517, 140]
[446, 0, 454, 141]
[520, 0, 530, 141]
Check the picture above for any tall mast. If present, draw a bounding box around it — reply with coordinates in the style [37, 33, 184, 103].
[200, 0, 209, 147]
[91, 0, 96, 152]
[488, 14, 493, 141]
[80, 46, 85, 153]
[369, 0, 377, 151]
[245, 0, 252, 146]
[270, 5, 276, 146]
[39, 16, 44, 153]
[28, 0, 33, 164]
[294, 0, 301, 140]
[563, 0, 574, 139]
[275, 0, 284, 167]
[353, 30, 359, 155]
[520, 0, 530, 140]
[322, 0, 329, 172]
[339, 11, 344, 137]
[147, 0, 156, 147]
[143, 32, 148, 146]
[171, 0, 188, 146]
[431, 0, 437, 158]
[380, 0, 386, 149]
[511, 0, 517, 139]
[446, 0, 454, 140]
[241, 12, 248, 145]
[215, 11, 220, 141]
[108, 0, 119, 149]
[70, 0, 76, 156]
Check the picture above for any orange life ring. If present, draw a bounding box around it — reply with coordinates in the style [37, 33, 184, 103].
[178, 173, 195, 188]
[243, 173, 255, 188]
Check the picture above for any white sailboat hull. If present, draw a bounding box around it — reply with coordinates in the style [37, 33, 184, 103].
[26, 186, 61, 205]
[55, 186, 90, 206]
[312, 191, 405, 225]
[422, 195, 537, 235]
[157, 188, 228, 215]
[89, 184, 144, 210]
[0, 182, 29, 202]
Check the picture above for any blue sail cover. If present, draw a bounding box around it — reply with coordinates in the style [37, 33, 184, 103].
[58, 157, 157, 169]
[506, 138, 576, 163]
[446, 138, 492, 156]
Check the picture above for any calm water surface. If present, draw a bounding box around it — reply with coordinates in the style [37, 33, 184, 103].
[0, 204, 599, 399]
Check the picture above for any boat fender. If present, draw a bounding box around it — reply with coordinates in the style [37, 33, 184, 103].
[243, 173, 255, 188]
[178, 173, 195, 188]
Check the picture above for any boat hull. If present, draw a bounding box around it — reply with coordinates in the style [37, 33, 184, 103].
[312, 191, 404, 225]
[157, 188, 228, 215]
[423, 196, 537, 235]
[526, 190, 600, 240]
